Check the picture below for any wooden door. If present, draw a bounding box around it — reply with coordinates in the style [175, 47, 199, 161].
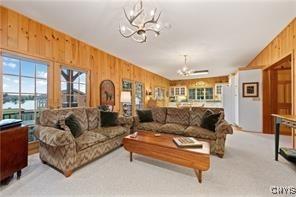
[276, 69, 292, 135]
[263, 55, 292, 135]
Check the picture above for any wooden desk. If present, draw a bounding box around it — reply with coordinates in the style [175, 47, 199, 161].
[272, 114, 296, 161]
[0, 126, 28, 182]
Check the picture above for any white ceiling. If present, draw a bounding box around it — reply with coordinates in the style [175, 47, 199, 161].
[2, 0, 296, 80]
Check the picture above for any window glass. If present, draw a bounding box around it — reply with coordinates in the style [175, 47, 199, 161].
[2, 56, 48, 143]
[3, 57, 19, 75]
[21, 61, 35, 77]
[60, 67, 87, 108]
[189, 89, 196, 100]
[205, 88, 213, 100]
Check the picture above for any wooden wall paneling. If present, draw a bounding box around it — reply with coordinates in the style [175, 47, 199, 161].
[40, 25, 52, 59]
[28, 19, 40, 56]
[52, 30, 65, 63]
[47, 61, 54, 108]
[64, 34, 72, 65]
[53, 62, 61, 107]
[17, 14, 29, 52]
[1, 7, 9, 48]
[7, 9, 18, 49]
[1, 6, 170, 112]
[89, 47, 98, 107]
[78, 41, 90, 69]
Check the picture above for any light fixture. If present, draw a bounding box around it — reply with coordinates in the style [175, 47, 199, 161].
[119, 0, 162, 43]
[177, 55, 193, 77]
[120, 91, 131, 116]
[190, 70, 209, 76]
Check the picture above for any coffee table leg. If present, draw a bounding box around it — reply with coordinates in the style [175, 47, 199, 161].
[194, 169, 202, 183]
[130, 152, 133, 162]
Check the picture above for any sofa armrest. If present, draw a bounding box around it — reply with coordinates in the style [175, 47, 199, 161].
[118, 116, 133, 130]
[34, 125, 75, 147]
[215, 120, 233, 137]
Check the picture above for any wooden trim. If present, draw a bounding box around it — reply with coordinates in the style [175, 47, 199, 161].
[28, 141, 39, 155]
[238, 65, 264, 70]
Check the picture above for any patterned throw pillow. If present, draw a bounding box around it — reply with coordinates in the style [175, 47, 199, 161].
[64, 113, 83, 138]
[136, 110, 153, 122]
[200, 110, 221, 132]
[100, 111, 119, 127]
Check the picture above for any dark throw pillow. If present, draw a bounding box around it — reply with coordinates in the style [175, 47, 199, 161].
[100, 111, 118, 127]
[136, 110, 153, 123]
[200, 111, 221, 132]
[65, 113, 83, 138]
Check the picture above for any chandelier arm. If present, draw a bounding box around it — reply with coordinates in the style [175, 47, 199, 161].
[132, 35, 146, 43]
[145, 28, 160, 33]
[123, 8, 143, 28]
[119, 26, 138, 38]
[143, 11, 162, 28]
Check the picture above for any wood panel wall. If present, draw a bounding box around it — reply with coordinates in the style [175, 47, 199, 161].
[247, 18, 296, 68]
[0, 6, 170, 113]
[246, 17, 295, 141]
[170, 76, 229, 88]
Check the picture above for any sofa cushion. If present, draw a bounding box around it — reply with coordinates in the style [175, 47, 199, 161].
[137, 110, 153, 122]
[138, 122, 163, 131]
[190, 107, 207, 126]
[166, 108, 190, 125]
[93, 126, 127, 139]
[65, 113, 83, 138]
[100, 111, 118, 127]
[58, 108, 88, 132]
[201, 111, 221, 132]
[151, 107, 167, 124]
[184, 126, 217, 140]
[75, 131, 107, 151]
[86, 107, 100, 130]
[39, 109, 59, 127]
[158, 123, 187, 135]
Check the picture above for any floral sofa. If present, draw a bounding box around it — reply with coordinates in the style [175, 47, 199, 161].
[134, 107, 233, 157]
[34, 107, 132, 177]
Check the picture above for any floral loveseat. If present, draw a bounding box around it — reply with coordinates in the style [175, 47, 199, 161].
[34, 107, 132, 177]
[134, 107, 233, 157]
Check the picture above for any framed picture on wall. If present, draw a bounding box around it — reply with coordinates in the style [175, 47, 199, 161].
[100, 80, 115, 106]
[122, 80, 132, 91]
[242, 82, 259, 97]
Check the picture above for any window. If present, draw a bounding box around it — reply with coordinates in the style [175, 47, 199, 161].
[188, 88, 196, 100]
[2, 55, 48, 142]
[135, 82, 144, 110]
[189, 87, 214, 101]
[205, 88, 213, 100]
[61, 67, 87, 108]
[215, 84, 223, 95]
[196, 88, 204, 100]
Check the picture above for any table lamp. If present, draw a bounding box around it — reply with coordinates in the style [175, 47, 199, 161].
[120, 91, 131, 116]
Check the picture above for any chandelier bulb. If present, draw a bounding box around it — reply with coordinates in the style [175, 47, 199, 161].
[150, 10, 155, 16]
[130, 10, 134, 17]
[121, 26, 126, 33]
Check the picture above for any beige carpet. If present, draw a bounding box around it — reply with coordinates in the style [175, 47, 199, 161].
[1, 131, 295, 197]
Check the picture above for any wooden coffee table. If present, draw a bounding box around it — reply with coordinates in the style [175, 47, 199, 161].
[123, 131, 210, 183]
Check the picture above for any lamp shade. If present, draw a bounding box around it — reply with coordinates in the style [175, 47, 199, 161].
[120, 91, 131, 103]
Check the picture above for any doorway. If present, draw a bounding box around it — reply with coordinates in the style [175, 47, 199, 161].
[263, 55, 292, 135]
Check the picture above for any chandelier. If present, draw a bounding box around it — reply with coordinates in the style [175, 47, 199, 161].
[119, 0, 162, 43]
[177, 55, 193, 76]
